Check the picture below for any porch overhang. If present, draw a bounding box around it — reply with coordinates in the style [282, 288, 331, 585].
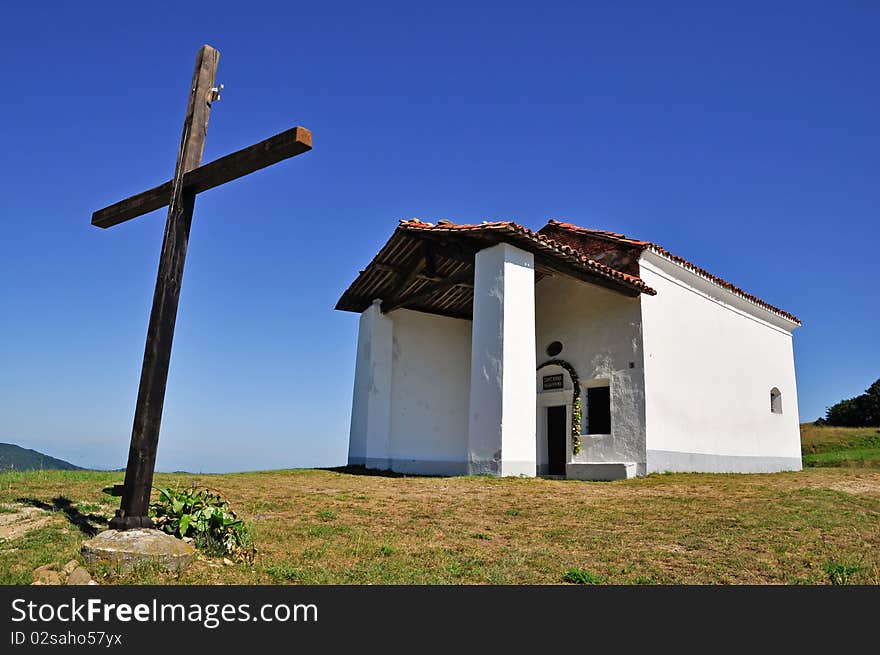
[335, 220, 656, 320]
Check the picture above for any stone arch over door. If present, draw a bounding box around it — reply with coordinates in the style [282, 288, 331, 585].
[536, 359, 581, 476]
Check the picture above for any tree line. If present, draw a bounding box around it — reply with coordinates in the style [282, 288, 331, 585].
[817, 378, 880, 427]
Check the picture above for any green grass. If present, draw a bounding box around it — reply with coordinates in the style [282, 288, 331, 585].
[800, 424, 880, 468]
[267, 564, 300, 582]
[804, 448, 880, 468]
[2, 467, 880, 585]
[563, 568, 604, 584]
[0, 522, 90, 585]
[823, 560, 863, 585]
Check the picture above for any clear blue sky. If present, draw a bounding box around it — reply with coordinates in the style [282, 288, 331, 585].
[1, 1, 877, 471]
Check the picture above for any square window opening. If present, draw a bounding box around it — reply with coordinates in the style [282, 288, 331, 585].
[586, 385, 611, 434]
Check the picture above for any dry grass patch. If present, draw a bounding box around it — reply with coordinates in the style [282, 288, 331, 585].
[1, 467, 878, 585]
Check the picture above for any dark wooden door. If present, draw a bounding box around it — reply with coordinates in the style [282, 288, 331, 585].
[547, 405, 567, 476]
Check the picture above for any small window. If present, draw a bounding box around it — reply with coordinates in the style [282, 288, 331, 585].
[586, 385, 611, 434]
[546, 341, 563, 357]
[770, 387, 782, 414]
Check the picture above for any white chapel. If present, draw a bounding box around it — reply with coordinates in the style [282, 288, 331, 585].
[336, 219, 802, 480]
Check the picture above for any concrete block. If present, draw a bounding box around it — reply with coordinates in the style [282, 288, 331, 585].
[566, 462, 638, 481]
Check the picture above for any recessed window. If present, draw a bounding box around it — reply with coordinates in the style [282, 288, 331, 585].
[770, 387, 782, 414]
[546, 341, 563, 357]
[586, 385, 611, 434]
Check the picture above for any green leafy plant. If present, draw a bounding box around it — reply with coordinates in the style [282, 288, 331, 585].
[571, 396, 582, 455]
[149, 485, 255, 562]
[563, 567, 604, 584]
[823, 559, 861, 585]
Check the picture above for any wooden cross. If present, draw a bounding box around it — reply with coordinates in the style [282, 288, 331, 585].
[93, 45, 312, 530]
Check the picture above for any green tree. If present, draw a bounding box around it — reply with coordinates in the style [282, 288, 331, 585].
[824, 378, 880, 426]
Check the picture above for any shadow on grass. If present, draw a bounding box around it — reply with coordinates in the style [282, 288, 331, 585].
[15, 496, 108, 537]
[322, 465, 540, 480]
[321, 465, 439, 479]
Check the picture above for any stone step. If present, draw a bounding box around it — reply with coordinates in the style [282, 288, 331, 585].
[566, 462, 638, 481]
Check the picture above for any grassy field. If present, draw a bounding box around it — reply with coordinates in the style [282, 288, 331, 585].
[800, 424, 880, 468]
[1, 463, 879, 585]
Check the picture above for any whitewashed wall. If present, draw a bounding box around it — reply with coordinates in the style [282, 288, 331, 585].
[534, 276, 647, 471]
[386, 308, 472, 475]
[348, 301, 393, 469]
[467, 243, 537, 476]
[638, 251, 802, 473]
[349, 245, 801, 478]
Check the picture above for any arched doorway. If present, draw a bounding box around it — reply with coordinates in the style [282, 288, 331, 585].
[536, 360, 580, 476]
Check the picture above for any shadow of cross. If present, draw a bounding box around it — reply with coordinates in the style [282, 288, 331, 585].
[91, 44, 312, 531]
[15, 497, 109, 538]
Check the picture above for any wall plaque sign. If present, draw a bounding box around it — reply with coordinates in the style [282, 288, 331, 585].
[542, 374, 564, 390]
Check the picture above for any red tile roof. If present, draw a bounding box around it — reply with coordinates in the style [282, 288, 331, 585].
[542, 220, 801, 324]
[397, 219, 656, 295]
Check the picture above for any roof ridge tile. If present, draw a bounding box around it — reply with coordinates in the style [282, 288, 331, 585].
[543, 220, 800, 324]
[396, 218, 656, 295]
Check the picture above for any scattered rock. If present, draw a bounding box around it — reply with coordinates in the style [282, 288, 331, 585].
[222, 557, 233, 566]
[81, 529, 195, 574]
[87, 580, 99, 585]
[62, 559, 79, 575]
[66, 567, 93, 585]
[32, 568, 62, 585]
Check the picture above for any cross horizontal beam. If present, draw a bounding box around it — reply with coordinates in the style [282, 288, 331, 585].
[92, 126, 312, 228]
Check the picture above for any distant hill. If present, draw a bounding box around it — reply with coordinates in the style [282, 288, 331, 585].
[0, 443, 84, 472]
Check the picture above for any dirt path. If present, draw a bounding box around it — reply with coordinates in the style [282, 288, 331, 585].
[0, 506, 53, 540]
